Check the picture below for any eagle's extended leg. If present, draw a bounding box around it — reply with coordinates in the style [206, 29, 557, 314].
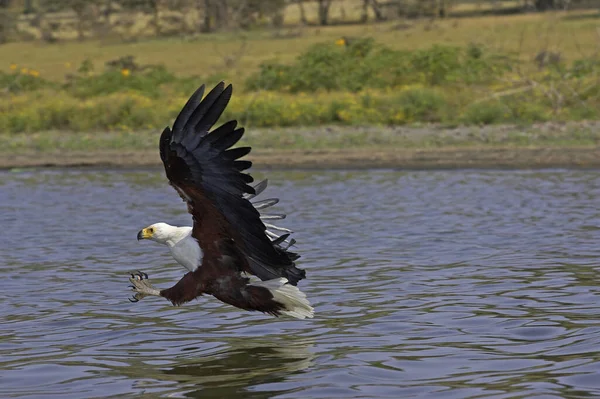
[129, 271, 160, 302]
[128, 271, 204, 305]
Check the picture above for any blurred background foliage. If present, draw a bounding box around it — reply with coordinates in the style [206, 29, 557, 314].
[1, 0, 600, 132]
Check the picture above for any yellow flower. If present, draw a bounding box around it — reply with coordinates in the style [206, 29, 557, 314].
[20, 67, 28, 74]
[9, 63, 17, 70]
[65, 62, 72, 68]
[121, 68, 130, 77]
[335, 38, 346, 46]
[29, 70, 40, 77]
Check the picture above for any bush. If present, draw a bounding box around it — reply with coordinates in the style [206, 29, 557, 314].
[1, 91, 178, 133]
[65, 59, 178, 98]
[48, 57, 205, 99]
[509, 100, 550, 123]
[0, 68, 54, 93]
[461, 101, 510, 125]
[3, 84, 600, 134]
[394, 87, 449, 123]
[246, 39, 513, 92]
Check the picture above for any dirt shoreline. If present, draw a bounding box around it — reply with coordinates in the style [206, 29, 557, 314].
[4, 146, 600, 170]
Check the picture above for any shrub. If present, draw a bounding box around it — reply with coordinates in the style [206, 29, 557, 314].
[1, 91, 177, 133]
[0, 68, 54, 93]
[66, 63, 177, 98]
[246, 40, 513, 92]
[461, 101, 510, 125]
[394, 87, 449, 123]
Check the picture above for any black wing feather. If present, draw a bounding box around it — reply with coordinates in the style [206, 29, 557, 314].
[206, 121, 239, 149]
[212, 128, 245, 152]
[193, 86, 233, 139]
[223, 147, 252, 161]
[233, 160, 252, 171]
[183, 82, 229, 137]
[249, 179, 269, 198]
[172, 85, 205, 138]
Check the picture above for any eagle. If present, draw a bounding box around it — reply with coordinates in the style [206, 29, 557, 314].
[129, 82, 313, 319]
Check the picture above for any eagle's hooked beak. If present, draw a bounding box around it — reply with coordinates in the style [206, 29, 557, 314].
[137, 228, 152, 241]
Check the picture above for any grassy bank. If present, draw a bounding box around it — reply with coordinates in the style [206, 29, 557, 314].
[3, 122, 600, 170]
[3, 122, 600, 153]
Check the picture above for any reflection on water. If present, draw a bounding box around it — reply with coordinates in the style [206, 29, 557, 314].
[114, 339, 315, 399]
[2, 168, 600, 398]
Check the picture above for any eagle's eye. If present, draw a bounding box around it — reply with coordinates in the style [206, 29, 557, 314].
[148, 228, 154, 233]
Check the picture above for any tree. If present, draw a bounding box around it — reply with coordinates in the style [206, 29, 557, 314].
[23, 0, 34, 13]
[0, 0, 13, 44]
[317, 0, 333, 25]
[69, 0, 90, 40]
[361, 0, 384, 22]
[198, 0, 286, 32]
[119, 0, 163, 36]
[534, 0, 555, 10]
[294, 0, 307, 25]
[198, 0, 230, 32]
[242, 0, 286, 28]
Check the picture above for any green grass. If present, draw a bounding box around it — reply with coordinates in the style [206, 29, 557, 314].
[2, 123, 599, 154]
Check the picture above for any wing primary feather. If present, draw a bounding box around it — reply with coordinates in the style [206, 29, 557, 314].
[172, 85, 205, 139]
[260, 214, 286, 220]
[265, 230, 281, 240]
[159, 127, 173, 164]
[271, 234, 291, 246]
[183, 81, 225, 135]
[207, 121, 239, 149]
[193, 84, 233, 136]
[244, 179, 268, 200]
[212, 128, 245, 152]
[253, 179, 269, 196]
[263, 222, 293, 232]
[233, 160, 252, 171]
[223, 147, 251, 161]
[239, 173, 254, 183]
[253, 198, 279, 210]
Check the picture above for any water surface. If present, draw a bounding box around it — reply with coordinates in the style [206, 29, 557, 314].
[3, 168, 600, 398]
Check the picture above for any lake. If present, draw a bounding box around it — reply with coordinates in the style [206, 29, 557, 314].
[2, 168, 600, 398]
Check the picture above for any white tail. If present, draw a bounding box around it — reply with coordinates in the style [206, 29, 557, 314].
[251, 278, 314, 319]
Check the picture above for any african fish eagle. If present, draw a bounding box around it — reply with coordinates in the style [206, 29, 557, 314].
[129, 82, 313, 319]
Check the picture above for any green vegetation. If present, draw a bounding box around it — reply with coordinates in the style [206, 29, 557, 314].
[2, 36, 600, 133]
[247, 39, 512, 92]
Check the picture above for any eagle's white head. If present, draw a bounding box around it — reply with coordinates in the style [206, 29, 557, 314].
[137, 222, 183, 246]
[137, 222, 199, 271]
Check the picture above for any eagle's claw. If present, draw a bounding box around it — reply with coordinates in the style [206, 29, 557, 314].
[130, 271, 149, 281]
[128, 271, 160, 302]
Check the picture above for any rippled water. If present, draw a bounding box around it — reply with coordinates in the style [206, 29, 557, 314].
[3, 168, 600, 398]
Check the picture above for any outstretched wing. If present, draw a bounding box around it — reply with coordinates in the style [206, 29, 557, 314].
[159, 82, 305, 285]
